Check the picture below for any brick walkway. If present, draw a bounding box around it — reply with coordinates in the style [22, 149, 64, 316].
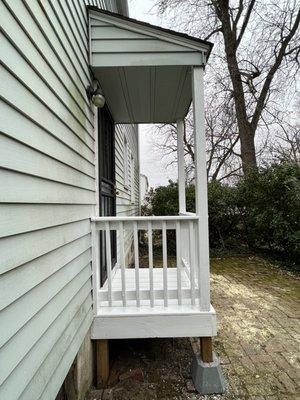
[211, 256, 300, 399]
[87, 256, 300, 400]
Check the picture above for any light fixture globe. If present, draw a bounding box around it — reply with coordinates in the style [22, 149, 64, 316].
[92, 89, 105, 108]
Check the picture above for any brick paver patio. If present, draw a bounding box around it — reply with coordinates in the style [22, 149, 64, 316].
[87, 256, 300, 399]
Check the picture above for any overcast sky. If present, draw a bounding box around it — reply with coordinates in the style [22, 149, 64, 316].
[128, 0, 177, 188]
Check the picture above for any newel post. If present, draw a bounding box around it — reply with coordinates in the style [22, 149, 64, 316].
[192, 66, 210, 311]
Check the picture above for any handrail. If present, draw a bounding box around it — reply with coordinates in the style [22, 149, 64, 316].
[91, 215, 198, 222]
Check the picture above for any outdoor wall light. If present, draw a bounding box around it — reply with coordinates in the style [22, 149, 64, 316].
[87, 80, 106, 108]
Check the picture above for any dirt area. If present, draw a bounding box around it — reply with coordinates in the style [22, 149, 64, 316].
[86, 256, 300, 399]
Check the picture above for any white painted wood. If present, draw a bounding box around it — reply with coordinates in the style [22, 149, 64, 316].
[105, 222, 113, 307]
[0, 235, 91, 311]
[0, 134, 94, 190]
[91, 25, 153, 39]
[0, 220, 91, 276]
[176, 221, 182, 305]
[1, 290, 92, 400]
[88, 9, 210, 124]
[162, 221, 168, 307]
[0, 1, 93, 126]
[148, 221, 154, 307]
[91, 223, 99, 314]
[0, 169, 95, 204]
[0, 204, 92, 239]
[37, 310, 93, 400]
[189, 220, 196, 306]
[0, 276, 91, 392]
[192, 66, 211, 311]
[94, 105, 100, 216]
[0, 101, 95, 177]
[99, 287, 193, 302]
[0, 31, 94, 145]
[89, 10, 210, 53]
[92, 308, 217, 339]
[92, 38, 193, 53]
[92, 51, 203, 68]
[0, 2, 129, 399]
[133, 221, 140, 306]
[94, 215, 200, 308]
[177, 120, 186, 214]
[0, 259, 91, 354]
[0, 67, 94, 158]
[92, 215, 198, 222]
[119, 221, 127, 307]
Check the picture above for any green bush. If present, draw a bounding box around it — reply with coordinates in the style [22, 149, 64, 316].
[236, 163, 300, 258]
[207, 180, 238, 248]
[143, 163, 300, 261]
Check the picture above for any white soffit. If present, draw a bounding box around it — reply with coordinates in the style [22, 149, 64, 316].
[88, 7, 213, 123]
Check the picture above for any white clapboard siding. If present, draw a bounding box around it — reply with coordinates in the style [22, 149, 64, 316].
[0, 234, 91, 310]
[0, 1, 138, 399]
[0, 101, 95, 178]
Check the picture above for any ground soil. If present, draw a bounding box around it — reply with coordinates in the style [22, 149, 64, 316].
[86, 256, 300, 399]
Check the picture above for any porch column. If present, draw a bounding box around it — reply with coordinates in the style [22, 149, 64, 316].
[192, 66, 210, 311]
[177, 120, 186, 214]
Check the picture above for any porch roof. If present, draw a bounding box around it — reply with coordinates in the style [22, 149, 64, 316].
[88, 7, 213, 124]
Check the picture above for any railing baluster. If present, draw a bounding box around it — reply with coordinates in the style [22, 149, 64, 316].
[162, 221, 168, 307]
[189, 220, 196, 306]
[133, 221, 140, 307]
[196, 220, 202, 306]
[148, 221, 154, 307]
[176, 221, 182, 305]
[105, 222, 112, 307]
[119, 221, 126, 307]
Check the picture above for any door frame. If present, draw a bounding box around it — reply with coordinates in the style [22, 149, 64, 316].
[98, 105, 117, 286]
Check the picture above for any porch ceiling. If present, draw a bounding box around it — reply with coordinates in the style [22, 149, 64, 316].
[88, 7, 213, 124]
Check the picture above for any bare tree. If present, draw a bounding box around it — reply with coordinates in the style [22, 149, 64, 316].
[152, 93, 242, 182]
[155, 0, 300, 174]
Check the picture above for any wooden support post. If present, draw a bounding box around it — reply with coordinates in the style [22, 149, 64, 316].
[192, 66, 211, 311]
[96, 340, 109, 388]
[200, 337, 213, 363]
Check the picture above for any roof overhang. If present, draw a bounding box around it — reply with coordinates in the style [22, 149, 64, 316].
[88, 7, 213, 124]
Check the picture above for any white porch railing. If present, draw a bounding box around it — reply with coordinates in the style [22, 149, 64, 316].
[91, 215, 210, 311]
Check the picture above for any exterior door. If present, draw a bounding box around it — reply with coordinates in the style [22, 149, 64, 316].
[98, 106, 116, 286]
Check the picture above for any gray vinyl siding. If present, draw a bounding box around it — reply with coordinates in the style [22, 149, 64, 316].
[0, 1, 138, 399]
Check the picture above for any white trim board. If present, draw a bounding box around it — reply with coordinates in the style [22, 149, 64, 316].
[92, 305, 217, 339]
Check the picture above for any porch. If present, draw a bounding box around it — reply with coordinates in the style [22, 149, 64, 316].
[91, 215, 217, 339]
[87, 7, 224, 393]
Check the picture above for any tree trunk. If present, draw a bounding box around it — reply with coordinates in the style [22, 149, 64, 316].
[239, 127, 257, 174]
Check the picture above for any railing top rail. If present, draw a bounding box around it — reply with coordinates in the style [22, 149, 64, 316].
[91, 215, 199, 222]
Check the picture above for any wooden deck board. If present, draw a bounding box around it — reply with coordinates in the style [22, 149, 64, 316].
[92, 267, 216, 339]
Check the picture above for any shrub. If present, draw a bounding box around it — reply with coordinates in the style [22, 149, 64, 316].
[236, 163, 300, 258]
[143, 163, 299, 262]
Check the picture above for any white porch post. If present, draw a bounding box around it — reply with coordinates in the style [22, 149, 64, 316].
[177, 120, 186, 214]
[177, 120, 189, 265]
[192, 66, 210, 311]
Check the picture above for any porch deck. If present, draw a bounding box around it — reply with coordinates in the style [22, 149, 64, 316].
[91, 216, 217, 339]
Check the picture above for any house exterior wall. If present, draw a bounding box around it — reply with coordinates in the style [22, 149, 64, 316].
[115, 124, 140, 259]
[0, 1, 138, 399]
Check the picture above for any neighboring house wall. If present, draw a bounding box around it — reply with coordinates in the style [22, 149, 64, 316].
[0, 1, 137, 399]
